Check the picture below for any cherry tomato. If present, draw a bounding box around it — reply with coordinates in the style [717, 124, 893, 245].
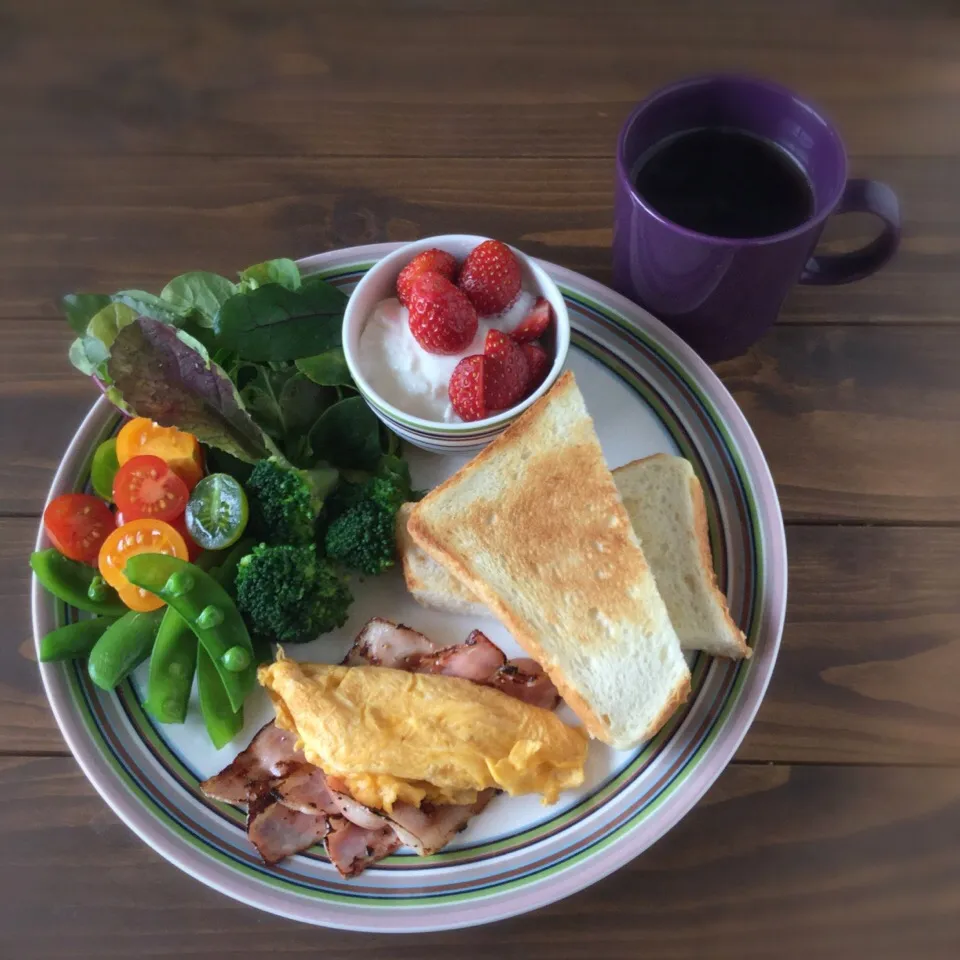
[115, 508, 199, 561]
[98, 518, 189, 612]
[43, 493, 115, 565]
[116, 418, 204, 491]
[113, 455, 189, 523]
[168, 512, 202, 562]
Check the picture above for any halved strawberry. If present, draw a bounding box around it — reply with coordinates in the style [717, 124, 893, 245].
[407, 273, 478, 354]
[396, 248, 458, 307]
[458, 240, 522, 317]
[520, 341, 550, 392]
[449, 355, 488, 421]
[511, 297, 553, 343]
[484, 329, 530, 409]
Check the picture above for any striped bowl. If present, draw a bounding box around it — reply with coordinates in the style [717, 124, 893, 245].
[342, 235, 570, 453]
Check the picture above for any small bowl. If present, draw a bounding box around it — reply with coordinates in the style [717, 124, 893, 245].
[342, 234, 570, 453]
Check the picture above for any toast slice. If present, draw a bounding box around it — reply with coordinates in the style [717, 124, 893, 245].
[407, 371, 690, 750]
[398, 459, 749, 660]
[396, 503, 488, 617]
[613, 455, 750, 659]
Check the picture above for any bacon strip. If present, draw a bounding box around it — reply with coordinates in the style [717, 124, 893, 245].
[324, 818, 400, 878]
[200, 723, 304, 804]
[246, 789, 331, 865]
[202, 618, 560, 876]
[343, 619, 561, 708]
[342, 617, 436, 668]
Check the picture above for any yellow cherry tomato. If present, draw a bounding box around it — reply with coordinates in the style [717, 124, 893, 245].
[97, 518, 189, 612]
[116, 418, 204, 491]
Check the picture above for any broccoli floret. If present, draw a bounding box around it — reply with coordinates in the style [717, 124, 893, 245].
[323, 480, 367, 522]
[245, 458, 335, 545]
[364, 454, 413, 515]
[324, 500, 396, 575]
[235, 543, 352, 644]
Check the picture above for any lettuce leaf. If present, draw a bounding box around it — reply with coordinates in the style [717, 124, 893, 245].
[238, 258, 301, 292]
[161, 271, 238, 328]
[107, 318, 275, 463]
[213, 279, 346, 361]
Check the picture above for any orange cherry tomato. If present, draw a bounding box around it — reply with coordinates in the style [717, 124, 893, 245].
[116, 417, 204, 491]
[98, 518, 189, 612]
[116, 505, 199, 561]
[113, 455, 189, 523]
[44, 493, 115, 565]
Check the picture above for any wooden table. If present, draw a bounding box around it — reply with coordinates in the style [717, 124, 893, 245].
[3, 1, 959, 956]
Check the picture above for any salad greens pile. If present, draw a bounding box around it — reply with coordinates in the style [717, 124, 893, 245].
[61, 258, 388, 475]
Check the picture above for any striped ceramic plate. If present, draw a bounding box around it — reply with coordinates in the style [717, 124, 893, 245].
[32, 243, 786, 933]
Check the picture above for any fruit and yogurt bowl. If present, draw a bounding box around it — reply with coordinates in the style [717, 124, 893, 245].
[343, 235, 570, 453]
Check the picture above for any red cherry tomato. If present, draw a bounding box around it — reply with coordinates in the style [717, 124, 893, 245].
[112, 455, 189, 523]
[44, 493, 115, 565]
[168, 512, 202, 561]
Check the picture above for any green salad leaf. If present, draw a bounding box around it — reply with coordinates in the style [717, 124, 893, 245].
[295, 348, 352, 387]
[108, 318, 276, 463]
[214, 280, 347, 362]
[111, 289, 189, 325]
[239, 258, 301, 292]
[59, 294, 113, 336]
[308, 396, 382, 472]
[67, 303, 139, 378]
[161, 271, 238, 328]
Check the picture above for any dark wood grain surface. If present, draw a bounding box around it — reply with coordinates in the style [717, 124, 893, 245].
[4, 1, 959, 957]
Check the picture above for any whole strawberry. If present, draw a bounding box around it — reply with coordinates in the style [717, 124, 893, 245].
[396, 248, 458, 307]
[458, 240, 522, 317]
[484, 329, 530, 409]
[449, 355, 488, 421]
[407, 273, 478, 355]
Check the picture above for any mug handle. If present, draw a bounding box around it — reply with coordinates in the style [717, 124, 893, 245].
[799, 179, 901, 285]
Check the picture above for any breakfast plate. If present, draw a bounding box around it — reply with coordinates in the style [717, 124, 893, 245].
[33, 242, 786, 932]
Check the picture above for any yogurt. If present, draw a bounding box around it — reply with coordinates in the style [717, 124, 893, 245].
[358, 290, 536, 422]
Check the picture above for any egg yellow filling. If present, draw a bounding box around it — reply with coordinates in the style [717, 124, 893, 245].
[259, 658, 588, 812]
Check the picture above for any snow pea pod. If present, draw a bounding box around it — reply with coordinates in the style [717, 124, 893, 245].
[144, 550, 225, 725]
[30, 549, 127, 616]
[39, 616, 119, 662]
[123, 554, 255, 712]
[88, 608, 164, 690]
[197, 644, 243, 749]
[144, 613, 198, 724]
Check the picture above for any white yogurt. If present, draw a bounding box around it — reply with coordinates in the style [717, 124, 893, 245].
[358, 290, 535, 422]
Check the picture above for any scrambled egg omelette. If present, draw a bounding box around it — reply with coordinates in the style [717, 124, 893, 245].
[258, 658, 588, 812]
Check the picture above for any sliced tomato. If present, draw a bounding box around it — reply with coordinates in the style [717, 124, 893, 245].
[116, 417, 204, 491]
[116, 505, 198, 562]
[98, 518, 189, 612]
[168, 512, 202, 561]
[113, 455, 189, 523]
[44, 493, 115, 565]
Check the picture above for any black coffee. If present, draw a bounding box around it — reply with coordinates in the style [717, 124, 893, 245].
[633, 127, 814, 239]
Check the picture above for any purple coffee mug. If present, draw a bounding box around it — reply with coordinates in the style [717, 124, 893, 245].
[613, 75, 901, 362]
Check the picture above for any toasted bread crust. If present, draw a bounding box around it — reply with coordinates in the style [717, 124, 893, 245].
[686, 470, 751, 658]
[409, 373, 691, 747]
[615, 454, 750, 660]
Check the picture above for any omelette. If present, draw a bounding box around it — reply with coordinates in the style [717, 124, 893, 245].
[258, 656, 588, 812]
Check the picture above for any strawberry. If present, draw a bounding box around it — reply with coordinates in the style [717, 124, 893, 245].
[407, 273, 478, 354]
[511, 297, 553, 343]
[520, 341, 550, 392]
[396, 248, 458, 307]
[458, 240, 522, 317]
[449, 354, 488, 421]
[484, 329, 530, 409]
